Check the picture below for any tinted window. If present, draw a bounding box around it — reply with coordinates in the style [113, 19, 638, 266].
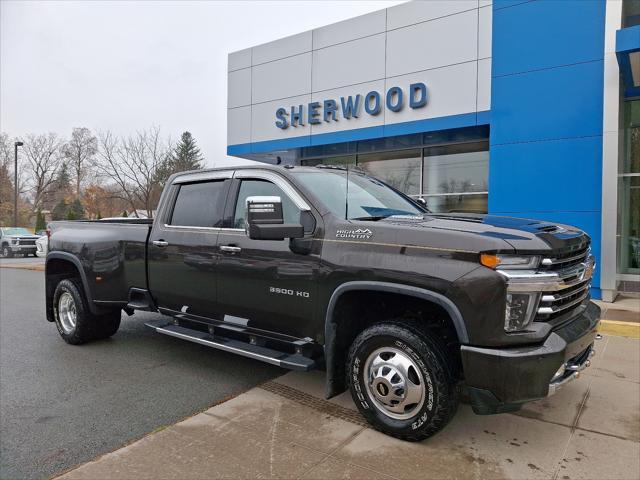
[170, 181, 226, 227]
[234, 179, 299, 228]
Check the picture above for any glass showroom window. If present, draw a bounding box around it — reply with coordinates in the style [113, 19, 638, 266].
[357, 149, 422, 196]
[421, 142, 489, 214]
[623, 0, 640, 28]
[300, 155, 356, 167]
[619, 100, 640, 275]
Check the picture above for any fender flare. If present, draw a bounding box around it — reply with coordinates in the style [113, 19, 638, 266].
[323, 281, 469, 398]
[46, 252, 97, 314]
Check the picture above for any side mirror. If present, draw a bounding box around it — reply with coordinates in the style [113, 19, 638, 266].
[245, 196, 304, 240]
[416, 197, 427, 208]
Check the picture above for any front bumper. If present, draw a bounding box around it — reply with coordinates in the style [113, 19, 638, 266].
[10, 245, 37, 253]
[461, 301, 600, 414]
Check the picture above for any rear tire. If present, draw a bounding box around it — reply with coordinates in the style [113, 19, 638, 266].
[347, 319, 459, 442]
[53, 279, 121, 344]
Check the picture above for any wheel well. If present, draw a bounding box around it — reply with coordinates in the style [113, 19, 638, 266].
[328, 290, 463, 396]
[45, 259, 83, 322]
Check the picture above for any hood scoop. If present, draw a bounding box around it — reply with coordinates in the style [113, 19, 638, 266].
[536, 225, 566, 234]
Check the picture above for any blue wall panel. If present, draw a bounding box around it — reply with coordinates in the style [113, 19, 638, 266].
[491, 61, 604, 144]
[489, 0, 606, 298]
[492, 0, 606, 76]
[489, 136, 603, 213]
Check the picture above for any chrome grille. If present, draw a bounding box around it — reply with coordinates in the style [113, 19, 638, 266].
[540, 245, 590, 271]
[535, 258, 593, 321]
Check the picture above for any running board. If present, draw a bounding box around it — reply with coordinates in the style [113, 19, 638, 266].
[144, 320, 316, 371]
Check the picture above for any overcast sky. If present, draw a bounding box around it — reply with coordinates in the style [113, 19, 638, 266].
[1, 0, 403, 167]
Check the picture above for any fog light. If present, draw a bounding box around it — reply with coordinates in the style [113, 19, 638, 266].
[504, 292, 539, 332]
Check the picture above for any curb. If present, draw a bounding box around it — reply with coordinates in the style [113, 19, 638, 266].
[0, 264, 45, 271]
[599, 319, 640, 339]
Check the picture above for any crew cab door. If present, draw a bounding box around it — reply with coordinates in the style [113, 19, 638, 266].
[147, 171, 232, 318]
[216, 170, 322, 339]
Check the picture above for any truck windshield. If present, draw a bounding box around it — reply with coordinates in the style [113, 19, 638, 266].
[292, 169, 426, 220]
[1, 227, 32, 235]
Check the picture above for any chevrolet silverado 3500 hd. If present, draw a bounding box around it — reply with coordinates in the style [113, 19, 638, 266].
[45, 165, 599, 440]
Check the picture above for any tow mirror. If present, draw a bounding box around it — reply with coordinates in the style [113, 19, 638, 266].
[245, 196, 304, 240]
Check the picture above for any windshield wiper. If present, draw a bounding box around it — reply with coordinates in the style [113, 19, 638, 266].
[351, 215, 392, 221]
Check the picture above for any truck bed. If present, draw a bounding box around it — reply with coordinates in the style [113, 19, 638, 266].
[48, 220, 153, 306]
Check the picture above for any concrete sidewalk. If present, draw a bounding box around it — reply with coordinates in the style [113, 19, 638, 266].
[57, 334, 639, 480]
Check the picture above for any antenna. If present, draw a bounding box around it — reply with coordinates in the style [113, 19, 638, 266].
[345, 164, 349, 220]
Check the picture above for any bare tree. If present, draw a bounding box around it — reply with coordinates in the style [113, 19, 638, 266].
[21, 133, 63, 212]
[62, 127, 97, 198]
[0, 132, 29, 197]
[0, 133, 15, 223]
[95, 127, 171, 218]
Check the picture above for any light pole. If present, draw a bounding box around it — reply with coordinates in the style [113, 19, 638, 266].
[14, 141, 23, 227]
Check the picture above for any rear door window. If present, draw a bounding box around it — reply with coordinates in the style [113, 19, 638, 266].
[169, 180, 226, 227]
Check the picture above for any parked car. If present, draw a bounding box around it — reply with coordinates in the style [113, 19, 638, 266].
[44, 166, 600, 441]
[36, 235, 48, 258]
[0, 227, 40, 257]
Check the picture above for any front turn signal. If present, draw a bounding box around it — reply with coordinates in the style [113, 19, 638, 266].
[480, 253, 500, 269]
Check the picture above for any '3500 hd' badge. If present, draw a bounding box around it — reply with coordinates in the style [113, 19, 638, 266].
[336, 228, 373, 239]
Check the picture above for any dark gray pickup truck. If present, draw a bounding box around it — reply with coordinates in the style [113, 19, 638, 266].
[45, 165, 600, 440]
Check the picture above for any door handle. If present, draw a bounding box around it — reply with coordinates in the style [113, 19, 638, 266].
[220, 245, 241, 253]
[153, 240, 169, 248]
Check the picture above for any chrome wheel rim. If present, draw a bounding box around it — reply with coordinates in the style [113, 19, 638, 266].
[363, 346, 425, 420]
[58, 292, 77, 334]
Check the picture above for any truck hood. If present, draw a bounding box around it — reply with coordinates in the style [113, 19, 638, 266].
[375, 213, 589, 254]
[2, 234, 40, 240]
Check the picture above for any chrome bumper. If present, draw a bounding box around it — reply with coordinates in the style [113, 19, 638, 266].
[548, 345, 596, 396]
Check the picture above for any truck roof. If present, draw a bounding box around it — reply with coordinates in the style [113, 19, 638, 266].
[169, 164, 358, 184]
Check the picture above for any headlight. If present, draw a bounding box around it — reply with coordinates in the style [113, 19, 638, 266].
[504, 292, 540, 332]
[480, 254, 540, 270]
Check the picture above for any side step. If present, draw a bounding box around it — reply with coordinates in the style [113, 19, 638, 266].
[144, 319, 317, 371]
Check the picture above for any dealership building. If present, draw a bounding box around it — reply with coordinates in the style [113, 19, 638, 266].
[227, 0, 640, 301]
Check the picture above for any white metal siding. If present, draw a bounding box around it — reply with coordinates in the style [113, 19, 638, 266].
[227, 0, 492, 148]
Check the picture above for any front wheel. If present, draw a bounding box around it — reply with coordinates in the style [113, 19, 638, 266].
[347, 320, 459, 441]
[2, 245, 13, 258]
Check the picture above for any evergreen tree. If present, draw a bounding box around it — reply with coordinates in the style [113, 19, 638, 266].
[35, 210, 47, 231]
[156, 131, 204, 185]
[172, 131, 204, 171]
[66, 199, 85, 220]
[52, 200, 69, 221]
[44, 162, 73, 211]
[121, 210, 128, 218]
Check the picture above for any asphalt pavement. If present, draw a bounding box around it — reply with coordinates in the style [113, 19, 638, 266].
[0, 255, 44, 265]
[0, 268, 284, 480]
